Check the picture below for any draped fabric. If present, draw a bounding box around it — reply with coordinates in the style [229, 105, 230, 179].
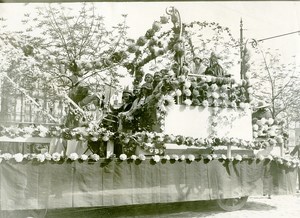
[0, 159, 296, 212]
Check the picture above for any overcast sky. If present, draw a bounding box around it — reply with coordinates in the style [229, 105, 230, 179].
[1, 1, 300, 66]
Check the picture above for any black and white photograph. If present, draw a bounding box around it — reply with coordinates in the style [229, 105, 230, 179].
[0, 1, 300, 217]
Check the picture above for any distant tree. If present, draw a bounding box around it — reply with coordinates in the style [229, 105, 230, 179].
[250, 44, 300, 124]
[0, 3, 130, 97]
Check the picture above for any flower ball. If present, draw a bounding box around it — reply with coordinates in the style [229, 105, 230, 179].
[267, 118, 274, 125]
[253, 132, 258, 138]
[152, 21, 162, 32]
[210, 77, 216, 83]
[160, 15, 169, 24]
[136, 36, 147, 46]
[268, 130, 276, 137]
[260, 118, 266, 125]
[253, 124, 259, 131]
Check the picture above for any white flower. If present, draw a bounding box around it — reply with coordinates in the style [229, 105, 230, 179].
[230, 138, 239, 144]
[178, 75, 185, 82]
[90, 136, 98, 142]
[211, 92, 219, 99]
[36, 154, 46, 162]
[52, 152, 61, 162]
[260, 118, 266, 125]
[119, 154, 127, 161]
[80, 154, 88, 161]
[257, 154, 265, 161]
[221, 154, 227, 160]
[206, 76, 212, 83]
[276, 136, 284, 144]
[14, 153, 24, 162]
[277, 159, 283, 164]
[102, 135, 110, 141]
[202, 100, 209, 107]
[144, 142, 154, 148]
[183, 99, 192, 106]
[256, 120, 262, 126]
[175, 89, 182, 96]
[184, 80, 192, 88]
[268, 118, 274, 125]
[158, 95, 175, 112]
[69, 153, 79, 161]
[131, 155, 137, 160]
[152, 155, 161, 163]
[183, 89, 192, 96]
[2, 153, 12, 161]
[138, 154, 146, 161]
[39, 132, 47, 138]
[187, 154, 195, 161]
[180, 155, 186, 161]
[163, 155, 170, 160]
[253, 132, 258, 138]
[210, 83, 218, 91]
[253, 124, 259, 131]
[171, 154, 179, 161]
[90, 154, 100, 161]
[211, 154, 218, 159]
[44, 152, 52, 160]
[234, 154, 242, 161]
[206, 155, 213, 161]
[239, 102, 246, 109]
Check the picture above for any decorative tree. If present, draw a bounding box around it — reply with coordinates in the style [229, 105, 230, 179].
[0, 3, 131, 123]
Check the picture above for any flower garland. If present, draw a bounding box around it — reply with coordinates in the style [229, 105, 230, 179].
[119, 131, 266, 156]
[0, 123, 281, 156]
[177, 75, 251, 108]
[0, 124, 115, 142]
[0, 152, 299, 169]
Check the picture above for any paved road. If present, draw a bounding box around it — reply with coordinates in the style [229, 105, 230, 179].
[2, 195, 300, 218]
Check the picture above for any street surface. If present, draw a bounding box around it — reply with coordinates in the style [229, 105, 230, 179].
[3, 194, 299, 218]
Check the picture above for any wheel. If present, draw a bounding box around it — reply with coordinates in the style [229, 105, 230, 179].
[216, 196, 248, 211]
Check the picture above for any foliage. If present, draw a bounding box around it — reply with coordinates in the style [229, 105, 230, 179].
[0, 3, 130, 98]
[250, 45, 300, 124]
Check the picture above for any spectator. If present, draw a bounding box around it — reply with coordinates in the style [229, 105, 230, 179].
[190, 56, 205, 75]
[153, 71, 162, 89]
[204, 52, 225, 77]
[252, 101, 272, 120]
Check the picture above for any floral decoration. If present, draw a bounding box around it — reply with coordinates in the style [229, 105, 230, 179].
[0, 152, 299, 169]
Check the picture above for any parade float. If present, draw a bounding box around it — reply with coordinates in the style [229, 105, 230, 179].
[0, 6, 298, 214]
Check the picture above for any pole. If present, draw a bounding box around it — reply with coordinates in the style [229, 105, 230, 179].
[240, 18, 244, 79]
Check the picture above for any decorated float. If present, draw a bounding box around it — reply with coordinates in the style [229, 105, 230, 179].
[0, 6, 298, 214]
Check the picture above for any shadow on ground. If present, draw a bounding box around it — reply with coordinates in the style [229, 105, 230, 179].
[0, 199, 277, 218]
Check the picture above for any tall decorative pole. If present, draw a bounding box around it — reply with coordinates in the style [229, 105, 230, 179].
[166, 6, 184, 75]
[240, 18, 244, 79]
[166, 6, 183, 39]
[166, 7, 184, 104]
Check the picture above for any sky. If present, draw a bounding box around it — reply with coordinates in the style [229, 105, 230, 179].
[1, 1, 300, 73]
